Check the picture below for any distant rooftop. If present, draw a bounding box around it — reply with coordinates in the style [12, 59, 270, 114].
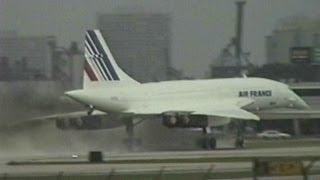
[275, 15, 320, 32]
[289, 82, 320, 89]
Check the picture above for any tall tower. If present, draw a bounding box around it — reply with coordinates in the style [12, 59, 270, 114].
[235, 1, 246, 72]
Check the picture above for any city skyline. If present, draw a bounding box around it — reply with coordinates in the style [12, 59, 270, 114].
[1, 0, 319, 77]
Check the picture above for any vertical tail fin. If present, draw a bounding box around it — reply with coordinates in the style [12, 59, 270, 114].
[83, 29, 139, 88]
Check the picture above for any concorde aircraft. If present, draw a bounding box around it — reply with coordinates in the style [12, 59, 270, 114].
[53, 29, 308, 150]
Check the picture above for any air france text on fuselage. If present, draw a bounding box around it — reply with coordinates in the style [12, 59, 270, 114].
[238, 90, 272, 97]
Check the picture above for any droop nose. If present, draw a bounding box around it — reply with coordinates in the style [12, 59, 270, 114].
[287, 90, 309, 109]
[295, 96, 309, 109]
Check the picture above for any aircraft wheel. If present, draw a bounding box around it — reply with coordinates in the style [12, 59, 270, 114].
[202, 137, 216, 150]
[235, 136, 244, 148]
[208, 137, 217, 150]
[202, 138, 209, 150]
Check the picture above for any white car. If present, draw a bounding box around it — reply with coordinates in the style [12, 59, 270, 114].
[257, 130, 291, 139]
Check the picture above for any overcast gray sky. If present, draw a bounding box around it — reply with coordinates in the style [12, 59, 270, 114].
[1, 0, 319, 77]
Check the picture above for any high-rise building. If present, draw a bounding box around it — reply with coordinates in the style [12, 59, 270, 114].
[265, 16, 320, 64]
[97, 13, 172, 82]
[0, 31, 54, 80]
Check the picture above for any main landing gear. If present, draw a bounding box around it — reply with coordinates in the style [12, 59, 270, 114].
[235, 120, 245, 149]
[85, 105, 141, 151]
[86, 105, 95, 115]
[201, 127, 217, 150]
[124, 118, 141, 151]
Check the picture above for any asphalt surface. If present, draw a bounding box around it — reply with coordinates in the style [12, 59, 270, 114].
[1, 147, 320, 176]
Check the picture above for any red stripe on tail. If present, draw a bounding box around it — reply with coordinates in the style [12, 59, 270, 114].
[84, 60, 98, 81]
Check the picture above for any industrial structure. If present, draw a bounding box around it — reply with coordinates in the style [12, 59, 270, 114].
[210, 1, 252, 78]
[266, 16, 320, 64]
[0, 31, 54, 80]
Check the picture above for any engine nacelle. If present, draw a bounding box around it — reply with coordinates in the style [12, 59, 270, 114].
[162, 115, 230, 128]
[55, 114, 125, 130]
[207, 117, 231, 127]
[56, 118, 71, 130]
[70, 118, 83, 128]
[162, 115, 208, 128]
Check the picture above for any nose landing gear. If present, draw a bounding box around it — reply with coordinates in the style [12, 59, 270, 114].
[201, 127, 217, 150]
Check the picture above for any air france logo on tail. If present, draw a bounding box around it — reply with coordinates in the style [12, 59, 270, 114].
[84, 30, 120, 81]
[82, 29, 139, 87]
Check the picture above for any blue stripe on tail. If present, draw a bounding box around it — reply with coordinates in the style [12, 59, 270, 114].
[85, 32, 113, 81]
[87, 30, 120, 80]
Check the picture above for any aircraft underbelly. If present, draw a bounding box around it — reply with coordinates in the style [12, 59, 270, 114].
[207, 117, 231, 127]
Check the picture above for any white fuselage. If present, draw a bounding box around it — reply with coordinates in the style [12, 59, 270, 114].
[66, 77, 308, 114]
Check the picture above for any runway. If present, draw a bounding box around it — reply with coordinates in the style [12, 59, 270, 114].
[1, 147, 320, 178]
[103, 146, 320, 161]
